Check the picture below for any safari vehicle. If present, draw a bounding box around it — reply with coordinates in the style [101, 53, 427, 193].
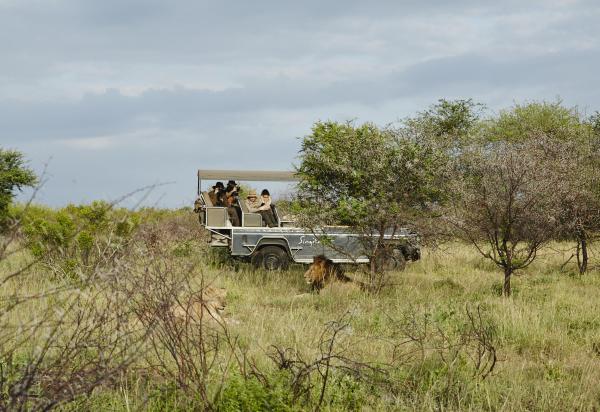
[193, 169, 420, 271]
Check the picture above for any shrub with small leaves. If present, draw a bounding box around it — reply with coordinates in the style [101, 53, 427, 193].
[19, 202, 140, 280]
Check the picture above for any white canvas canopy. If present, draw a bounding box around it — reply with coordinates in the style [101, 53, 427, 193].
[198, 169, 298, 181]
[197, 169, 299, 194]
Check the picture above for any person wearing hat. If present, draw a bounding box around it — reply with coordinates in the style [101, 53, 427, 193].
[208, 181, 224, 205]
[226, 189, 242, 226]
[225, 180, 239, 202]
[245, 190, 277, 227]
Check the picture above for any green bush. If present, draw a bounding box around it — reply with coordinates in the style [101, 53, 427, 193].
[217, 373, 294, 412]
[324, 373, 369, 411]
[17, 202, 140, 280]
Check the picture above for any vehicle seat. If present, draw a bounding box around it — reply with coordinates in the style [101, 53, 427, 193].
[238, 199, 262, 227]
[201, 191, 213, 207]
[202, 191, 232, 227]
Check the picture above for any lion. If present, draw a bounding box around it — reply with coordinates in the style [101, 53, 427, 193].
[304, 255, 361, 292]
[171, 286, 228, 325]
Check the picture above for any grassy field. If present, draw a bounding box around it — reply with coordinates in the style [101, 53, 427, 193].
[2, 211, 600, 411]
[217, 244, 600, 410]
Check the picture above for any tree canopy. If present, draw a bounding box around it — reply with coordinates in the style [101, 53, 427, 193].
[295, 120, 448, 286]
[0, 148, 37, 226]
[296, 121, 446, 229]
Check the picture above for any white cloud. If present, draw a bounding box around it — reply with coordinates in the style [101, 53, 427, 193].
[57, 136, 117, 150]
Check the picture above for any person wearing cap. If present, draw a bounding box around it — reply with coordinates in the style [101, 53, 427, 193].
[245, 190, 277, 227]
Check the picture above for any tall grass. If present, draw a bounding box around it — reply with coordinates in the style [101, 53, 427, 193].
[2, 207, 600, 410]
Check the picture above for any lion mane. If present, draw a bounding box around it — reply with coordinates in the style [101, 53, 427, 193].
[304, 255, 353, 292]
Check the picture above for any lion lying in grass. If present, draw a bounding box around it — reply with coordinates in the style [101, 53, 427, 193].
[304, 255, 367, 292]
[171, 286, 228, 325]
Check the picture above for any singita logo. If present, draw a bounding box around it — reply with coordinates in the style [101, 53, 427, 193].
[299, 235, 320, 246]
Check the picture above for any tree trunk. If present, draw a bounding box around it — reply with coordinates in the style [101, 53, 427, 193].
[369, 257, 376, 288]
[576, 229, 588, 275]
[503, 267, 512, 297]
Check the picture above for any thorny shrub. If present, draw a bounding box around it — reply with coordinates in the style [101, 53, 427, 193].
[0, 203, 207, 411]
[385, 304, 497, 408]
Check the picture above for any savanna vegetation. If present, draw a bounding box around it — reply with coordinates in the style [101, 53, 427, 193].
[2, 99, 600, 411]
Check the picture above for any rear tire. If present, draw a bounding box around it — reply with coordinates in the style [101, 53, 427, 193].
[256, 246, 289, 271]
[389, 250, 407, 271]
[374, 249, 406, 272]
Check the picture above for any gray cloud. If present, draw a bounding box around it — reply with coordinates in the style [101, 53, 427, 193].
[1, 0, 599, 206]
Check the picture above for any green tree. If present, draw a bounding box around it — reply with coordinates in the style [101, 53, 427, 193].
[296, 121, 446, 288]
[482, 100, 585, 143]
[480, 101, 600, 274]
[397, 99, 485, 242]
[564, 112, 600, 274]
[448, 101, 600, 294]
[0, 148, 37, 227]
[449, 138, 567, 296]
[402, 98, 485, 151]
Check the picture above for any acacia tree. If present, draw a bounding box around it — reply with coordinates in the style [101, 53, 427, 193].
[480, 102, 600, 274]
[449, 138, 566, 296]
[566, 113, 600, 273]
[295, 121, 446, 288]
[543, 133, 600, 274]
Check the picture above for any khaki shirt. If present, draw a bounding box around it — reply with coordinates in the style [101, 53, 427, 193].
[245, 197, 263, 213]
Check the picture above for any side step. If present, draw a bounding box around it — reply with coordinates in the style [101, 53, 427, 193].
[209, 233, 229, 247]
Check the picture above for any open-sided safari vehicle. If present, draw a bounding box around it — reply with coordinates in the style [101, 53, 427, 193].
[193, 169, 420, 271]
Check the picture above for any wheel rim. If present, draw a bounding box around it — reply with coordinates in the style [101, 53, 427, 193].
[263, 254, 281, 270]
[383, 256, 397, 271]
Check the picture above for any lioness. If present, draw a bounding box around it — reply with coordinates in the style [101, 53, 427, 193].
[304, 255, 358, 292]
[171, 286, 227, 325]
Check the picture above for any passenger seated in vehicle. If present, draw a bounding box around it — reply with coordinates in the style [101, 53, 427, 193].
[261, 189, 280, 226]
[245, 190, 277, 227]
[208, 181, 224, 205]
[225, 181, 242, 224]
[226, 180, 237, 195]
[215, 190, 227, 207]
[260, 189, 276, 212]
[226, 190, 241, 227]
[215, 191, 241, 226]
[214, 190, 241, 226]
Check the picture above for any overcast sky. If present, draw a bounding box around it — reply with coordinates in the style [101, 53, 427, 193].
[2, 0, 599, 207]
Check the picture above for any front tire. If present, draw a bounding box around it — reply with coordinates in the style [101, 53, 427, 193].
[254, 246, 290, 271]
[251, 251, 264, 269]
